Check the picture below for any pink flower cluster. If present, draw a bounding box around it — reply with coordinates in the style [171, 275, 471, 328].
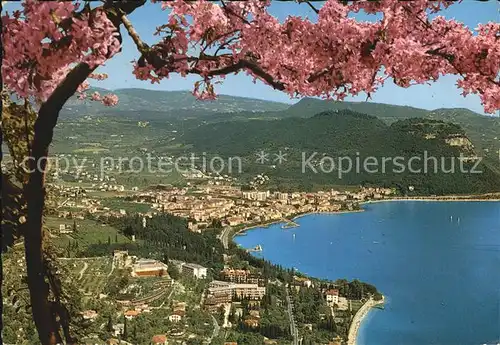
[2, 0, 120, 103]
[146, 0, 499, 112]
[3, 0, 499, 113]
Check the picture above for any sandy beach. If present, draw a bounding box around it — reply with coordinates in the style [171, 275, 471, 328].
[347, 296, 385, 345]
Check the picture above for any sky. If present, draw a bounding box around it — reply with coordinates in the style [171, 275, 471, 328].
[3, 1, 500, 114]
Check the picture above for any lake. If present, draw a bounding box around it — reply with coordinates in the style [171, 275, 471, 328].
[234, 201, 500, 345]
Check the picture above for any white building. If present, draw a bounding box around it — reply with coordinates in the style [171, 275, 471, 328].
[168, 314, 182, 323]
[181, 263, 207, 279]
[325, 289, 339, 307]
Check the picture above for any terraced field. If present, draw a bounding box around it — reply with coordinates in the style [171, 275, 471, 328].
[59, 257, 113, 295]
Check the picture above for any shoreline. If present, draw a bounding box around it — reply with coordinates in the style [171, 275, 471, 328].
[230, 195, 497, 344]
[361, 197, 500, 204]
[233, 195, 499, 237]
[233, 208, 365, 237]
[347, 296, 385, 345]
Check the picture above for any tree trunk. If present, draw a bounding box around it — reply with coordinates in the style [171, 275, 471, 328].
[17, 3, 144, 342]
[1, 12, 5, 344]
[24, 166, 59, 344]
[24, 62, 95, 345]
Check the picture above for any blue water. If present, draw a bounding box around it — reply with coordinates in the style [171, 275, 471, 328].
[234, 201, 500, 345]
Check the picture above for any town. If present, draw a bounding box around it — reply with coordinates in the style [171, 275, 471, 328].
[3, 155, 389, 345]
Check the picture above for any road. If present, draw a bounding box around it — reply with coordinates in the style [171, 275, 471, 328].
[78, 262, 89, 280]
[222, 303, 231, 328]
[107, 256, 115, 277]
[285, 287, 299, 345]
[206, 314, 220, 344]
[220, 226, 232, 250]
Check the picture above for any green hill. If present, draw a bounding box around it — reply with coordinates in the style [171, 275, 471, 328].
[61, 88, 289, 118]
[179, 110, 500, 195]
[278, 98, 500, 163]
[59, 89, 499, 164]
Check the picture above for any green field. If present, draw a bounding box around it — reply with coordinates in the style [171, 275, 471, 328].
[46, 217, 132, 252]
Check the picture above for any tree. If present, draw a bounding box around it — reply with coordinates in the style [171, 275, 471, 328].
[167, 262, 181, 280]
[123, 317, 128, 340]
[2, 1, 499, 344]
[106, 315, 113, 333]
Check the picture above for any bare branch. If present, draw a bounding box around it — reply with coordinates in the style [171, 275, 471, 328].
[119, 10, 149, 54]
[302, 1, 320, 14]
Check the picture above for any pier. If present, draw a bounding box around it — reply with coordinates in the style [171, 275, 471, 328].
[281, 218, 299, 229]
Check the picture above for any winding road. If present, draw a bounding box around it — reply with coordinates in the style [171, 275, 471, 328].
[220, 226, 232, 250]
[207, 314, 220, 345]
[78, 262, 89, 280]
[286, 287, 299, 345]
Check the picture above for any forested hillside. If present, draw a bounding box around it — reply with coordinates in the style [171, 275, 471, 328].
[180, 110, 500, 195]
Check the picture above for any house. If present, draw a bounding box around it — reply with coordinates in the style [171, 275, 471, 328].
[112, 324, 124, 337]
[325, 289, 339, 307]
[226, 216, 245, 226]
[59, 224, 73, 234]
[249, 310, 260, 319]
[81, 310, 98, 321]
[181, 263, 207, 279]
[107, 340, 133, 345]
[244, 318, 260, 328]
[221, 269, 265, 285]
[207, 280, 266, 301]
[172, 301, 186, 312]
[124, 310, 141, 319]
[293, 276, 312, 288]
[168, 313, 182, 323]
[132, 259, 168, 277]
[264, 340, 278, 345]
[151, 334, 168, 345]
[233, 284, 266, 300]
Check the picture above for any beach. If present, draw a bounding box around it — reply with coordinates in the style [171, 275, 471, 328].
[347, 296, 385, 345]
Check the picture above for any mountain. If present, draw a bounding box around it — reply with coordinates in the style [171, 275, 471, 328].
[60, 89, 499, 162]
[61, 88, 289, 118]
[278, 98, 500, 163]
[282, 97, 430, 120]
[179, 110, 500, 195]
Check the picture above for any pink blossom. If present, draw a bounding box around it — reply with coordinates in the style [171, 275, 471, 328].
[91, 92, 101, 101]
[101, 94, 119, 106]
[77, 80, 90, 93]
[3, 0, 499, 113]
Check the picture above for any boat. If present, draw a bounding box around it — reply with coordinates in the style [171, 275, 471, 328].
[245, 244, 263, 253]
[373, 241, 380, 244]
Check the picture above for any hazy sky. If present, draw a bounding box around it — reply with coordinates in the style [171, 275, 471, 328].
[3, 1, 500, 114]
